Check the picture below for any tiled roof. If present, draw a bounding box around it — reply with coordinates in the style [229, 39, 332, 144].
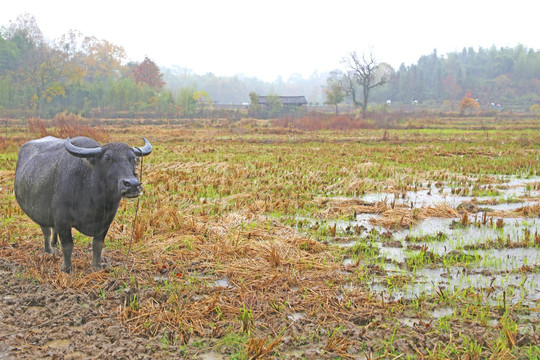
[258, 96, 307, 105]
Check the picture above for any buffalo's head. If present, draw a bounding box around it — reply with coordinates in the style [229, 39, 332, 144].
[65, 137, 152, 198]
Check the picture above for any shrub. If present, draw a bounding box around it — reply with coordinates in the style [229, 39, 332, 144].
[271, 113, 372, 131]
[27, 118, 48, 137]
[459, 97, 480, 115]
[54, 112, 107, 141]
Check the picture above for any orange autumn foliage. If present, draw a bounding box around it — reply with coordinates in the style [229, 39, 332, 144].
[459, 97, 480, 115]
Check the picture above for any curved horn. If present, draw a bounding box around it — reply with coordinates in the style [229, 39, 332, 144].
[133, 138, 152, 157]
[65, 137, 103, 158]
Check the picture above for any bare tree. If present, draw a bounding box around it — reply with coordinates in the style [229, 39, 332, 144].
[341, 51, 391, 119]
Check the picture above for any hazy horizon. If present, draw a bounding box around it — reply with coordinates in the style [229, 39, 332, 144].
[3, 0, 540, 82]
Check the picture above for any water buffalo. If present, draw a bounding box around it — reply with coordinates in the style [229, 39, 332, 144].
[14, 136, 152, 272]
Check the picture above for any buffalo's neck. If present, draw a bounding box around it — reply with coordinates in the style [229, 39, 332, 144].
[94, 184, 121, 221]
[81, 171, 122, 224]
[72, 191, 121, 237]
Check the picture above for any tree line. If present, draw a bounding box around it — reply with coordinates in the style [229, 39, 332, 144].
[165, 46, 540, 113]
[1, 13, 539, 119]
[0, 14, 179, 118]
[371, 45, 540, 108]
[0, 14, 329, 119]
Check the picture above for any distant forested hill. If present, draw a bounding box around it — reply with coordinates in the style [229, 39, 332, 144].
[370, 45, 540, 108]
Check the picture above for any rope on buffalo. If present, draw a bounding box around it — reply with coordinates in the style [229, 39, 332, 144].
[125, 150, 144, 269]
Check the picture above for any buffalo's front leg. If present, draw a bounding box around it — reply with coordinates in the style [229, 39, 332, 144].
[92, 233, 107, 268]
[51, 229, 58, 248]
[57, 226, 74, 273]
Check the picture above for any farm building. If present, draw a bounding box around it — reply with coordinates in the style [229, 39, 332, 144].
[258, 96, 308, 106]
[250, 95, 308, 118]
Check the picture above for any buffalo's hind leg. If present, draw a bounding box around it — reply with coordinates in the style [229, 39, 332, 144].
[41, 226, 55, 254]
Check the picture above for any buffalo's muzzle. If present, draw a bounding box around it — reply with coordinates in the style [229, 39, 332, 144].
[119, 178, 142, 198]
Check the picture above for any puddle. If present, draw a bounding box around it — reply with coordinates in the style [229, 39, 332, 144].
[287, 312, 305, 322]
[213, 278, 232, 288]
[399, 317, 420, 327]
[362, 190, 472, 208]
[199, 351, 226, 360]
[395, 217, 539, 241]
[369, 266, 540, 307]
[280, 349, 305, 358]
[390, 219, 540, 269]
[338, 218, 539, 306]
[45, 339, 71, 349]
[2, 295, 17, 304]
[378, 245, 406, 263]
[325, 214, 384, 236]
[336, 241, 358, 248]
[476, 247, 540, 271]
[431, 307, 454, 318]
[290, 176, 539, 308]
[360, 176, 540, 210]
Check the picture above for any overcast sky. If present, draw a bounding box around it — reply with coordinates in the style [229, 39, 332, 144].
[2, 0, 539, 82]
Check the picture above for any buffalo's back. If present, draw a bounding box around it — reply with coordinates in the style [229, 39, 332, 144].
[15, 137, 71, 226]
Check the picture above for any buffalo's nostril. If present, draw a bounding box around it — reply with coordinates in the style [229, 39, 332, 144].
[122, 178, 140, 188]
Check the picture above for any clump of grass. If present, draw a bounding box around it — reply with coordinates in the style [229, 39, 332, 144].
[470, 185, 501, 197]
[371, 203, 459, 229]
[488, 204, 540, 219]
[323, 328, 354, 357]
[351, 239, 380, 257]
[239, 304, 253, 334]
[405, 249, 441, 269]
[450, 212, 471, 229]
[246, 335, 282, 359]
[405, 231, 448, 243]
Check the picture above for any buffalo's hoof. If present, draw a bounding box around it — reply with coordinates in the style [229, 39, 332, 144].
[61, 263, 72, 273]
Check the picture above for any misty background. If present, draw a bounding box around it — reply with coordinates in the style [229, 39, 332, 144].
[1, 13, 540, 118]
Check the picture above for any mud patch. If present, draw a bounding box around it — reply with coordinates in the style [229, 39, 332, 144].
[0, 260, 184, 359]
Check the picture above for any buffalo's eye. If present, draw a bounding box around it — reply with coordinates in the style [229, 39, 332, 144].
[104, 153, 112, 162]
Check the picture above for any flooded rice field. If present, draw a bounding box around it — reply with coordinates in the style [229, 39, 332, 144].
[2, 121, 539, 358]
[293, 176, 540, 314]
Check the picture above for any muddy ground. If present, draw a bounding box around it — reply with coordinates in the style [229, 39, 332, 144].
[0, 256, 383, 360]
[0, 258, 188, 360]
[0, 258, 376, 360]
[2, 255, 538, 360]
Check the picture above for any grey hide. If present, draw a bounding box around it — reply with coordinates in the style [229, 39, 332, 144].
[14, 136, 152, 272]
